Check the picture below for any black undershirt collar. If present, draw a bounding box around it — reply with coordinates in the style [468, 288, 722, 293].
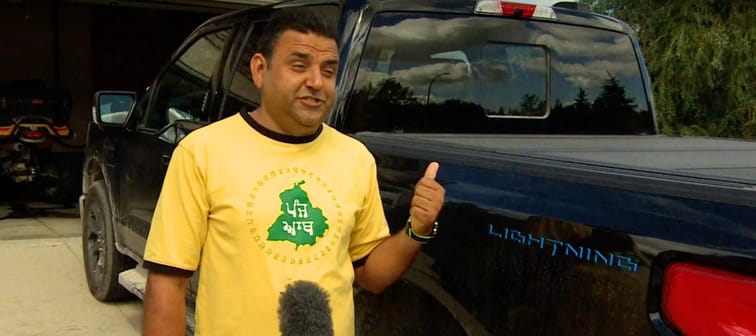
[240, 111, 322, 144]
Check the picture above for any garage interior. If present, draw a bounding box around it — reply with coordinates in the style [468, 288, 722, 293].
[0, 0, 274, 214]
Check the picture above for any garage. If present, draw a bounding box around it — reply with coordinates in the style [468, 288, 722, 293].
[0, 0, 273, 214]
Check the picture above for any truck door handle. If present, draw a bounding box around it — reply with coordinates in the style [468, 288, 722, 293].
[161, 154, 171, 166]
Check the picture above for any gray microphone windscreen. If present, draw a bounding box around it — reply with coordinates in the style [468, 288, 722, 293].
[278, 280, 334, 336]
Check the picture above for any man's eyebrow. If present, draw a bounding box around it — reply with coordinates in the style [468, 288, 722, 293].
[287, 51, 339, 66]
[323, 59, 339, 66]
[288, 51, 310, 60]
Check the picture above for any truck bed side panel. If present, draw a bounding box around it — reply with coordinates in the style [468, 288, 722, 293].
[353, 133, 756, 335]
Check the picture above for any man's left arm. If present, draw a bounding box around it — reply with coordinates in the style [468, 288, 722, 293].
[355, 162, 444, 294]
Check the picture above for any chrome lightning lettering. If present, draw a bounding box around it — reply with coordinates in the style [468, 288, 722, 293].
[488, 224, 639, 273]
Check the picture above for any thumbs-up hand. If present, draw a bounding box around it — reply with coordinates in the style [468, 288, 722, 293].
[409, 162, 445, 236]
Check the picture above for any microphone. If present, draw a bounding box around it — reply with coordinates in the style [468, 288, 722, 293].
[278, 280, 334, 336]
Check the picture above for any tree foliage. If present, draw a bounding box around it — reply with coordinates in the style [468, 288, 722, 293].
[582, 0, 755, 138]
[368, 78, 417, 105]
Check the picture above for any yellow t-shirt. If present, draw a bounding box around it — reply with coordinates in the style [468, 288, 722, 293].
[144, 112, 390, 335]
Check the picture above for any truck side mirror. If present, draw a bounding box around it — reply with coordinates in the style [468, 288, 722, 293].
[92, 91, 137, 127]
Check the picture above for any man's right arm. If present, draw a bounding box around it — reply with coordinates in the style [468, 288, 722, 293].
[142, 142, 206, 335]
[143, 271, 190, 336]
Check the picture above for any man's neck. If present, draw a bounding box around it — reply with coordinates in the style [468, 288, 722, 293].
[248, 108, 319, 137]
[247, 106, 323, 139]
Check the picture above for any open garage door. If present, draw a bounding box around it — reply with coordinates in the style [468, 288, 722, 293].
[0, 0, 277, 208]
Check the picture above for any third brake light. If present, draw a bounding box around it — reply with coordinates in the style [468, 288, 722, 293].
[474, 0, 557, 20]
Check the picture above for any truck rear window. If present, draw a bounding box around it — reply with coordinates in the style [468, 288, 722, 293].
[344, 12, 655, 134]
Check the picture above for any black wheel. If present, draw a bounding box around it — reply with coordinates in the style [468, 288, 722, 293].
[82, 180, 134, 301]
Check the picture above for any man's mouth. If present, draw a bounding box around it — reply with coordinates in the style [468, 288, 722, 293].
[299, 96, 324, 107]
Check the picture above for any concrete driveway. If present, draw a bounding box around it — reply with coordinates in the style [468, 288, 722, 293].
[0, 203, 142, 336]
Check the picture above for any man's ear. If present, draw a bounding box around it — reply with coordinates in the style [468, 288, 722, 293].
[250, 53, 267, 89]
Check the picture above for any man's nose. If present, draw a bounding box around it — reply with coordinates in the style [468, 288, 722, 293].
[305, 67, 323, 90]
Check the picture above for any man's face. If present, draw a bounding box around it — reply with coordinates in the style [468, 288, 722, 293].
[251, 30, 339, 136]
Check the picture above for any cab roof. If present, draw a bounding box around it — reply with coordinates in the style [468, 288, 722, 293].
[198, 0, 631, 36]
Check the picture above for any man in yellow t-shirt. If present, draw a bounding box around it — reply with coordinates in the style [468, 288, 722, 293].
[142, 7, 445, 336]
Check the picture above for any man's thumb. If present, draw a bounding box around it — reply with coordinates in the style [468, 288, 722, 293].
[424, 162, 439, 179]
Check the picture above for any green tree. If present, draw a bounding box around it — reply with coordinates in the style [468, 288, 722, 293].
[581, 0, 755, 138]
[519, 94, 545, 116]
[593, 74, 639, 132]
[574, 88, 592, 113]
[593, 74, 637, 113]
[369, 78, 418, 105]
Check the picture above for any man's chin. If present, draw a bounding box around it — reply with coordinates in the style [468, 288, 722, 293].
[295, 110, 328, 127]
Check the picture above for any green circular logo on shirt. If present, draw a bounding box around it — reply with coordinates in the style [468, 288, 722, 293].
[246, 167, 344, 265]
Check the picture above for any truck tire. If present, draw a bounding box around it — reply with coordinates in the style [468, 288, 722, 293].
[82, 180, 134, 301]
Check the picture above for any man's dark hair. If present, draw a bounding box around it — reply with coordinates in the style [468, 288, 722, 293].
[256, 7, 338, 62]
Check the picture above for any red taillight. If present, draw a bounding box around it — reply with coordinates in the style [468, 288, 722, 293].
[31, 98, 44, 105]
[53, 125, 70, 136]
[500, 2, 536, 17]
[662, 263, 756, 336]
[0, 125, 13, 136]
[22, 130, 44, 139]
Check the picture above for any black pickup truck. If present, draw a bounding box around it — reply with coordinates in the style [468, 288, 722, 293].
[80, 0, 756, 335]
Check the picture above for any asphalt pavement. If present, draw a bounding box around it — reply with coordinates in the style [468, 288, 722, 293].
[0, 203, 142, 336]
